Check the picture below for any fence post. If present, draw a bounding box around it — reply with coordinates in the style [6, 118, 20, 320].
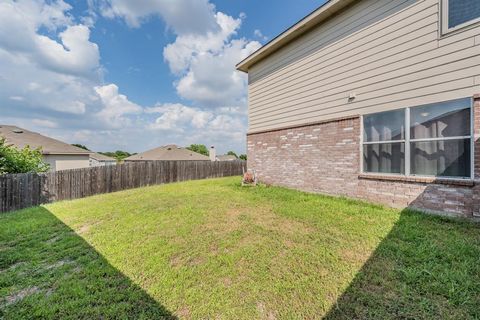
[0, 160, 246, 213]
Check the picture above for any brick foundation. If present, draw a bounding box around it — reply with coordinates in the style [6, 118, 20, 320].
[247, 96, 480, 219]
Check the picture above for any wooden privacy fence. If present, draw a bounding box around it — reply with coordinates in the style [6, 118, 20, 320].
[0, 160, 246, 213]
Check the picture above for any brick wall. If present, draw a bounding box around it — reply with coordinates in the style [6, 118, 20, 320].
[247, 96, 480, 219]
[248, 117, 360, 198]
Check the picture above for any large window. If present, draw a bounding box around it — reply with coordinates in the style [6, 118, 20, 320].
[442, 0, 480, 33]
[362, 98, 473, 179]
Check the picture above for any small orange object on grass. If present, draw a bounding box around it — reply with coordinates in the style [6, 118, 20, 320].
[242, 169, 257, 186]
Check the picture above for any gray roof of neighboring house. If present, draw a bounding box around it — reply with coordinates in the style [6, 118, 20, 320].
[0, 125, 92, 155]
[236, 0, 355, 72]
[90, 153, 116, 162]
[125, 145, 210, 161]
[216, 155, 238, 161]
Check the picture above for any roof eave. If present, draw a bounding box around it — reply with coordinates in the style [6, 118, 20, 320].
[42, 151, 93, 156]
[236, 0, 353, 73]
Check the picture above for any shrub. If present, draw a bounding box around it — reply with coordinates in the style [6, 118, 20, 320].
[0, 138, 50, 174]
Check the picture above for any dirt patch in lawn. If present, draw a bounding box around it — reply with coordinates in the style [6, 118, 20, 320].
[1, 261, 26, 273]
[339, 247, 372, 264]
[77, 221, 101, 234]
[169, 254, 206, 268]
[257, 302, 277, 320]
[0, 244, 13, 252]
[3, 286, 40, 306]
[44, 259, 74, 270]
[249, 209, 314, 236]
[200, 206, 314, 238]
[46, 235, 61, 244]
[176, 306, 191, 318]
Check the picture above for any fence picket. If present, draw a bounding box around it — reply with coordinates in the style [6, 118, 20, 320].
[0, 160, 246, 213]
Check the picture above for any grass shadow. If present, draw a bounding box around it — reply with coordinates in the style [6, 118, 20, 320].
[324, 209, 480, 319]
[0, 207, 176, 319]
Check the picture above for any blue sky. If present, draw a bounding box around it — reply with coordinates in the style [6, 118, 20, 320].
[0, 0, 324, 154]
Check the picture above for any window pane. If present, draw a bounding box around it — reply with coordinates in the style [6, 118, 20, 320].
[363, 143, 405, 174]
[448, 0, 480, 28]
[363, 109, 405, 142]
[410, 98, 471, 139]
[411, 139, 471, 177]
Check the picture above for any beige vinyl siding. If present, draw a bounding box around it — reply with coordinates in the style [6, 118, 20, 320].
[247, 0, 480, 133]
[43, 155, 90, 171]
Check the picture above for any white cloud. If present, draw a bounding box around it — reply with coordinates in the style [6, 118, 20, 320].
[217, 106, 248, 116]
[162, 12, 242, 74]
[0, 47, 93, 114]
[9, 96, 25, 101]
[94, 0, 218, 33]
[95, 84, 143, 128]
[96, 1, 261, 108]
[147, 103, 213, 131]
[0, 0, 71, 52]
[148, 103, 246, 133]
[32, 119, 58, 128]
[163, 12, 261, 107]
[0, 0, 101, 115]
[254, 29, 268, 41]
[0, 1, 99, 77]
[2, 0, 258, 154]
[147, 103, 248, 152]
[209, 114, 244, 131]
[0, 0, 139, 129]
[35, 25, 100, 76]
[175, 38, 260, 106]
[90, 0, 257, 152]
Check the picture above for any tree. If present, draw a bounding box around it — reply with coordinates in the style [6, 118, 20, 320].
[239, 154, 247, 161]
[72, 144, 90, 151]
[226, 151, 238, 158]
[99, 150, 134, 161]
[186, 144, 209, 156]
[0, 138, 50, 174]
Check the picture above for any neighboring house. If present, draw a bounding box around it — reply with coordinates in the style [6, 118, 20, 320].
[216, 155, 238, 161]
[124, 145, 210, 161]
[237, 0, 480, 218]
[208, 146, 240, 161]
[90, 153, 117, 167]
[0, 125, 91, 171]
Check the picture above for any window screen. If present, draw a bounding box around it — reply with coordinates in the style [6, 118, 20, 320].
[409, 98, 471, 178]
[363, 98, 472, 178]
[410, 139, 471, 177]
[363, 110, 405, 174]
[448, 0, 480, 29]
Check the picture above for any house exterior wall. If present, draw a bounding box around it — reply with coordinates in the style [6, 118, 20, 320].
[247, 95, 480, 218]
[43, 155, 90, 171]
[248, 0, 480, 134]
[89, 158, 101, 167]
[245, 0, 480, 218]
[90, 158, 116, 167]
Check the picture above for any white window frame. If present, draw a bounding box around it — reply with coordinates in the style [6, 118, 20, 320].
[441, 0, 480, 34]
[361, 98, 474, 180]
[361, 110, 406, 176]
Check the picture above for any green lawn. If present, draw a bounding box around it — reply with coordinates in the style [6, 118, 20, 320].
[1, 177, 479, 319]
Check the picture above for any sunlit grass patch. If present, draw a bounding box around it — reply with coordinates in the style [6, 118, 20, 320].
[1, 177, 479, 319]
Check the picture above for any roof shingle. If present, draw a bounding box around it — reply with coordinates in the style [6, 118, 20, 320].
[125, 145, 210, 161]
[0, 125, 91, 155]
